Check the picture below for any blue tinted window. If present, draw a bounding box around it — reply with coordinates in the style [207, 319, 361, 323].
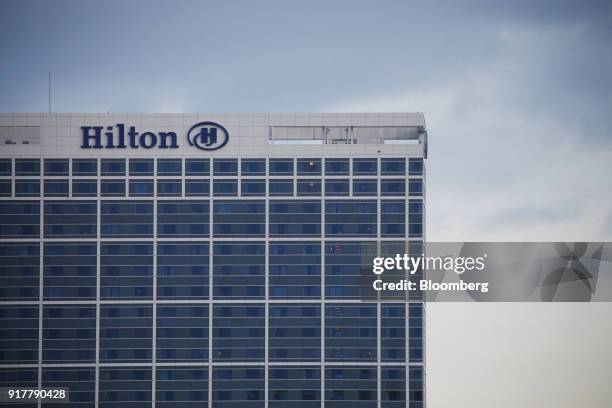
[270, 159, 293, 175]
[0, 181, 10, 196]
[129, 180, 154, 196]
[0, 159, 11, 176]
[381, 179, 405, 196]
[409, 180, 423, 195]
[213, 180, 237, 196]
[269, 201, 320, 237]
[212, 306, 265, 360]
[44, 159, 69, 176]
[158, 159, 182, 176]
[297, 180, 321, 196]
[44, 243, 96, 300]
[101, 159, 125, 176]
[43, 368, 95, 405]
[0, 201, 39, 238]
[325, 180, 349, 196]
[241, 159, 266, 175]
[186, 180, 210, 196]
[72, 180, 97, 196]
[73, 159, 97, 176]
[15, 159, 40, 176]
[214, 202, 265, 237]
[269, 305, 320, 360]
[325, 159, 349, 175]
[44, 181, 68, 197]
[269, 180, 293, 196]
[0, 243, 39, 301]
[241, 180, 265, 196]
[353, 159, 377, 175]
[157, 243, 209, 299]
[157, 305, 208, 361]
[158, 181, 181, 197]
[325, 305, 377, 360]
[381, 201, 405, 237]
[158, 201, 209, 238]
[381, 158, 405, 175]
[297, 159, 321, 175]
[101, 201, 153, 238]
[185, 159, 209, 175]
[15, 181, 40, 196]
[325, 202, 376, 237]
[409, 158, 423, 175]
[100, 305, 152, 357]
[156, 368, 208, 403]
[42, 305, 96, 362]
[101, 180, 125, 197]
[44, 201, 97, 238]
[0, 306, 39, 363]
[214, 243, 265, 300]
[353, 180, 377, 196]
[213, 159, 237, 176]
[129, 159, 154, 176]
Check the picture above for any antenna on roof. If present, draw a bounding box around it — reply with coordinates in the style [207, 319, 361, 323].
[48, 72, 52, 113]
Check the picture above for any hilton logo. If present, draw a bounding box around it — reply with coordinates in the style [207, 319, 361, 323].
[187, 122, 229, 151]
[80, 121, 229, 150]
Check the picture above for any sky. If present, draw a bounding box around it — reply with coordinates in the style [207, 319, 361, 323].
[1, 1, 611, 406]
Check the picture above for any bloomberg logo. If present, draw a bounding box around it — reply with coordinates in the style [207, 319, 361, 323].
[80, 122, 229, 151]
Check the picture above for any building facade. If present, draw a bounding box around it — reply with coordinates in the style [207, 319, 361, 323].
[0, 113, 426, 408]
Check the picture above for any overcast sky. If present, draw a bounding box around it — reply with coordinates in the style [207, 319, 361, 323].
[1, 1, 611, 406]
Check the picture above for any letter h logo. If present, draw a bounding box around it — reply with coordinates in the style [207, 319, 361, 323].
[197, 127, 217, 146]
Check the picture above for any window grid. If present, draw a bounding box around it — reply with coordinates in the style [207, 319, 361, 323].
[0, 156, 425, 408]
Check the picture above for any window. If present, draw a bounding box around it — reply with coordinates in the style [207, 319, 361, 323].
[297, 159, 321, 175]
[270, 159, 293, 175]
[409, 158, 423, 175]
[72, 159, 97, 176]
[157, 159, 181, 176]
[72, 180, 96, 196]
[353, 158, 377, 175]
[15, 159, 40, 176]
[325, 180, 349, 196]
[44, 181, 68, 197]
[381, 179, 405, 196]
[15, 181, 40, 196]
[381, 158, 405, 175]
[129, 159, 154, 176]
[409, 179, 423, 195]
[213, 180, 237, 196]
[297, 180, 321, 196]
[0, 159, 11, 176]
[129, 180, 153, 196]
[0, 181, 11, 196]
[44, 201, 96, 238]
[185, 180, 209, 196]
[269, 180, 293, 196]
[241, 180, 265, 196]
[353, 180, 377, 196]
[185, 159, 209, 175]
[44, 159, 69, 176]
[325, 158, 349, 175]
[269, 201, 320, 237]
[101, 159, 125, 176]
[158, 181, 181, 196]
[213, 159, 237, 176]
[101, 181, 125, 196]
[241, 159, 265, 175]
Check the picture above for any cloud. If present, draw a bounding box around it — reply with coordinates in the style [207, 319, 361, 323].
[322, 21, 612, 242]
